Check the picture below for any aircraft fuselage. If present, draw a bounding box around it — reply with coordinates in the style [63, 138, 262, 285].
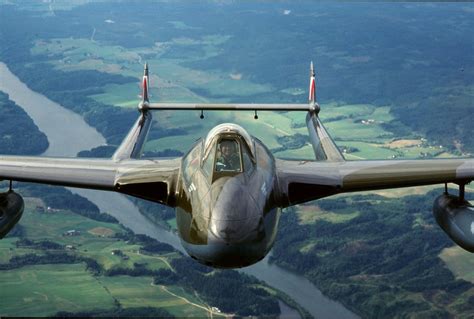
[174, 124, 281, 268]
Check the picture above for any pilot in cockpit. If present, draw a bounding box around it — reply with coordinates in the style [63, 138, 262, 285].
[216, 139, 241, 172]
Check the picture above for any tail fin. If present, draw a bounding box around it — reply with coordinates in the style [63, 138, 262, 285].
[309, 61, 316, 104]
[306, 61, 344, 162]
[113, 63, 153, 161]
[142, 62, 149, 102]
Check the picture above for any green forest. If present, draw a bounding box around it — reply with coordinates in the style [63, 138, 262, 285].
[271, 190, 474, 317]
[0, 92, 48, 155]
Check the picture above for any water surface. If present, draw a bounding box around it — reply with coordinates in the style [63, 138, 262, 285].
[0, 62, 105, 156]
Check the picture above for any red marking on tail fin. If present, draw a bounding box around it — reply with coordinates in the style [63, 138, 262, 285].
[142, 76, 149, 102]
[309, 77, 316, 103]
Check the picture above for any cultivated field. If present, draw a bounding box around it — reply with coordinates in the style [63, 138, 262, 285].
[0, 200, 210, 317]
[0, 264, 115, 317]
[29, 32, 455, 162]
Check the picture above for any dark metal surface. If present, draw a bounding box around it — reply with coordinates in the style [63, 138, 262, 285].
[277, 158, 474, 206]
[174, 124, 280, 267]
[0, 191, 24, 239]
[433, 194, 474, 252]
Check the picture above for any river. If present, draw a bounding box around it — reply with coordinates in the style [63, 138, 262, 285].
[0, 61, 358, 319]
[0, 63, 105, 156]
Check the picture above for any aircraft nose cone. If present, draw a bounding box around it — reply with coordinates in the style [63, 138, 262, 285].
[209, 176, 261, 244]
[211, 176, 257, 221]
[209, 217, 262, 244]
[216, 225, 238, 241]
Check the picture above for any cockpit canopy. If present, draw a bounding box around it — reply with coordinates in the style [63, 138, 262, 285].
[215, 139, 241, 172]
[202, 123, 255, 179]
[204, 124, 255, 157]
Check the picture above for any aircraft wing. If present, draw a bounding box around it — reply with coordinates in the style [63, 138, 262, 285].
[0, 156, 180, 206]
[276, 158, 474, 206]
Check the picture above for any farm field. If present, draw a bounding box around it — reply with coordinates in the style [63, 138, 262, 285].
[100, 277, 214, 318]
[296, 205, 360, 225]
[0, 264, 115, 317]
[12, 202, 176, 272]
[144, 101, 448, 161]
[0, 199, 210, 317]
[28, 30, 456, 162]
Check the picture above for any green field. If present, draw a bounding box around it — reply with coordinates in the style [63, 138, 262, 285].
[339, 141, 398, 159]
[296, 205, 360, 225]
[10, 201, 179, 273]
[0, 262, 217, 317]
[100, 277, 213, 317]
[274, 145, 314, 159]
[143, 99, 449, 161]
[0, 237, 37, 263]
[320, 103, 376, 120]
[31, 35, 271, 107]
[91, 83, 141, 108]
[0, 264, 115, 317]
[0, 200, 210, 317]
[29, 33, 461, 162]
[31, 38, 145, 77]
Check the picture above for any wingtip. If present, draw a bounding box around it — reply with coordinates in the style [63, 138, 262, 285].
[310, 61, 314, 76]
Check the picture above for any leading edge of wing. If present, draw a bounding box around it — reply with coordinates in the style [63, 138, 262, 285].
[0, 156, 180, 205]
[276, 158, 474, 206]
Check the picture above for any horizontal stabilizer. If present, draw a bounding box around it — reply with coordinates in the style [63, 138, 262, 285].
[143, 102, 313, 112]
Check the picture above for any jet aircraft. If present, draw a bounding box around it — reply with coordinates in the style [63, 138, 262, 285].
[0, 63, 473, 268]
